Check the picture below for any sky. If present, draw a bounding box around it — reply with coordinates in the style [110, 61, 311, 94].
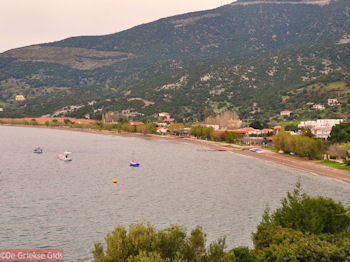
[0, 0, 233, 53]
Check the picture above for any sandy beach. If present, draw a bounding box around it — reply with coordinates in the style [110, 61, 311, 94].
[2, 123, 350, 184]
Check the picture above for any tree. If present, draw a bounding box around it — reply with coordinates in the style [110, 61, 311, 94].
[255, 182, 350, 235]
[252, 182, 350, 261]
[121, 122, 135, 133]
[273, 130, 323, 159]
[329, 123, 350, 143]
[249, 120, 262, 130]
[30, 119, 38, 125]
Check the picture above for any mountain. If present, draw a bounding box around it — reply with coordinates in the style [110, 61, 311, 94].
[0, 0, 349, 120]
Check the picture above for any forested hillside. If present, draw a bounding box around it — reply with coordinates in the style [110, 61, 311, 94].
[0, 0, 349, 120]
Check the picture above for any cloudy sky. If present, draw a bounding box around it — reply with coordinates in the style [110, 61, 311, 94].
[0, 0, 233, 53]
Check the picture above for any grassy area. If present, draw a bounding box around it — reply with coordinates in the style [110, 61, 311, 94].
[317, 160, 350, 171]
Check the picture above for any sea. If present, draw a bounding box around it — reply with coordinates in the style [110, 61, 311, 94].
[0, 125, 349, 261]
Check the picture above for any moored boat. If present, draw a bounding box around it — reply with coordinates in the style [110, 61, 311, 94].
[57, 151, 72, 161]
[129, 161, 140, 167]
[33, 146, 43, 154]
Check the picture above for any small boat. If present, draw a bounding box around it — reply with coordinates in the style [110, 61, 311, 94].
[57, 151, 72, 161]
[33, 146, 43, 154]
[129, 152, 140, 167]
[129, 161, 140, 167]
[249, 148, 262, 152]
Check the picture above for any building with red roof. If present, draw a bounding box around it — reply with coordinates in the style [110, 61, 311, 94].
[280, 110, 292, 117]
[130, 121, 144, 126]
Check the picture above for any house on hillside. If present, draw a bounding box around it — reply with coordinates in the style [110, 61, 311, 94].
[163, 118, 174, 124]
[15, 95, 25, 101]
[313, 104, 325, 110]
[328, 99, 340, 106]
[0, 108, 3, 112]
[280, 110, 292, 117]
[159, 112, 170, 118]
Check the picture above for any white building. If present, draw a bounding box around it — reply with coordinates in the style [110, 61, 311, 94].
[157, 127, 168, 134]
[298, 119, 344, 139]
[313, 104, 325, 110]
[0, 108, 3, 112]
[328, 99, 340, 106]
[280, 110, 292, 117]
[159, 112, 170, 118]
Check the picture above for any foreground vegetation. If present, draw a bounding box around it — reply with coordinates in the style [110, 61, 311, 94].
[91, 183, 350, 261]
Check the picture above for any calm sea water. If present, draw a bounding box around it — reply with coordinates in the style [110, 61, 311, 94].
[0, 126, 349, 261]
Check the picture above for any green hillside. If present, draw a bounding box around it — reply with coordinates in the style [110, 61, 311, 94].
[0, 0, 349, 120]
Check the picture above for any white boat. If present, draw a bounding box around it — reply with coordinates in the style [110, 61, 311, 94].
[57, 151, 72, 161]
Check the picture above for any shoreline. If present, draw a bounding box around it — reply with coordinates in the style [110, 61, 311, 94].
[2, 123, 350, 184]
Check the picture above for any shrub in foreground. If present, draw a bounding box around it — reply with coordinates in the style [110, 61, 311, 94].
[92, 183, 350, 261]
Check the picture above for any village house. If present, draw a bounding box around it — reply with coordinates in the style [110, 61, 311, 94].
[15, 95, 25, 101]
[312, 104, 325, 110]
[280, 110, 292, 117]
[298, 119, 344, 139]
[306, 102, 314, 106]
[274, 126, 281, 133]
[102, 112, 120, 123]
[159, 112, 170, 118]
[163, 118, 174, 124]
[156, 127, 168, 134]
[0, 108, 3, 112]
[328, 99, 340, 106]
[261, 128, 274, 134]
[130, 121, 144, 126]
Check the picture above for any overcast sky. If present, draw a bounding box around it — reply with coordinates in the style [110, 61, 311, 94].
[0, 0, 234, 53]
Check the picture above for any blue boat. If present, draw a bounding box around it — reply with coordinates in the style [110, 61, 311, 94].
[129, 161, 140, 167]
[33, 146, 43, 154]
[130, 151, 140, 167]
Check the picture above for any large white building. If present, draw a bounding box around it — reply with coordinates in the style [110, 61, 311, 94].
[298, 119, 344, 139]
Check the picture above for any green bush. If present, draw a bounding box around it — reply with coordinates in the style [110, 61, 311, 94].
[91, 183, 350, 262]
[30, 119, 38, 125]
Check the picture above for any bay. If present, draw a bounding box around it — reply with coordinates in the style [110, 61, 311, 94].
[0, 126, 349, 261]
